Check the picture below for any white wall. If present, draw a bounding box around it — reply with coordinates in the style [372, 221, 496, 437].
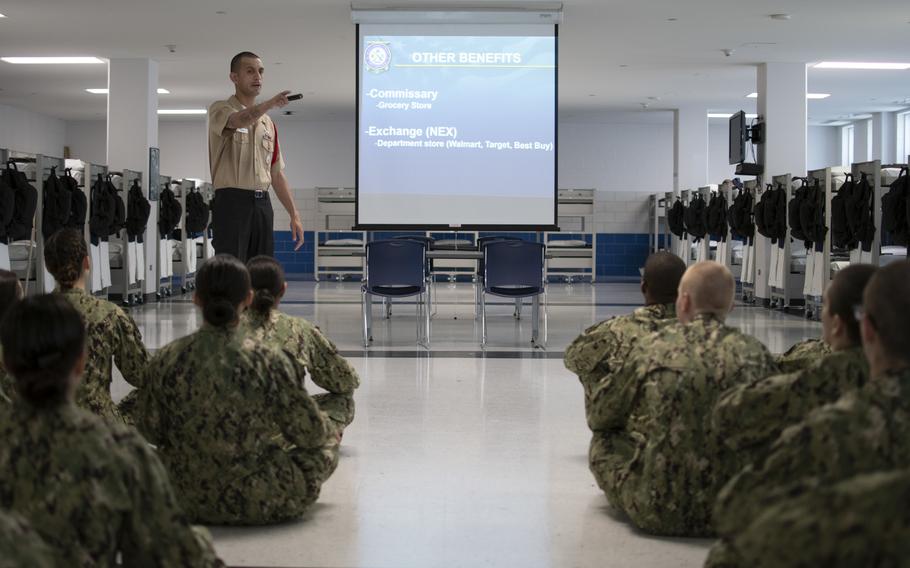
[65, 120, 107, 164]
[807, 125, 839, 171]
[558, 115, 673, 192]
[0, 103, 66, 157]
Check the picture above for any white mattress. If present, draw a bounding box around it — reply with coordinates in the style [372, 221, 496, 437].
[547, 239, 589, 248]
[9, 241, 36, 262]
[322, 238, 364, 247]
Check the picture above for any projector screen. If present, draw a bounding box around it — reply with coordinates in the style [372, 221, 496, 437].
[356, 23, 558, 230]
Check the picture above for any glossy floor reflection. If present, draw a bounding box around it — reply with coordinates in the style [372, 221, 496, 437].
[116, 282, 820, 568]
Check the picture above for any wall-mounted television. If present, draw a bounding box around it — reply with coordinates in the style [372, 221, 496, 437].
[728, 111, 747, 165]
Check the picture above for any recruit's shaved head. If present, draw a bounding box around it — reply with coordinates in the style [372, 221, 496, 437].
[678, 261, 735, 321]
[863, 260, 910, 363]
[642, 252, 687, 304]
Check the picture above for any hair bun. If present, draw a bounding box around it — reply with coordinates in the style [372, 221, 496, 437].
[203, 298, 238, 327]
[251, 289, 276, 315]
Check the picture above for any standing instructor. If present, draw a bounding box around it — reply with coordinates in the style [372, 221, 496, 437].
[208, 51, 303, 260]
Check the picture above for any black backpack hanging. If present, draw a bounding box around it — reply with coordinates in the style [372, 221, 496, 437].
[107, 176, 127, 237]
[755, 186, 773, 240]
[811, 179, 828, 252]
[831, 174, 854, 249]
[847, 173, 876, 252]
[706, 193, 728, 241]
[5, 161, 38, 242]
[684, 194, 709, 241]
[62, 169, 87, 231]
[788, 179, 809, 243]
[126, 179, 151, 242]
[158, 184, 182, 239]
[185, 190, 210, 235]
[41, 167, 73, 239]
[773, 183, 788, 245]
[0, 165, 18, 243]
[668, 199, 687, 238]
[727, 189, 754, 240]
[882, 167, 909, 246]
[89, 173, 116, 245]
[799, 179, 821, 249]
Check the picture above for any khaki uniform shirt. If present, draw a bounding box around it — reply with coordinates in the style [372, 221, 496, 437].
[208, 95, 285, 191]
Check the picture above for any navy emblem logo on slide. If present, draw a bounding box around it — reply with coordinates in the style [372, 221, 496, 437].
[365, 40, 392, 73]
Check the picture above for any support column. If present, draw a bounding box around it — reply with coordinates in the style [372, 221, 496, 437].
[673, 106, 708, 192]
[871, 112, 895, 163]
[853, 119, 872, 162]
[107, 58, 159, 296]
[755, 62, 807, 301]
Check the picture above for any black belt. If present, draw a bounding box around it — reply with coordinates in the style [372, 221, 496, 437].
[217, 188, 269, 199]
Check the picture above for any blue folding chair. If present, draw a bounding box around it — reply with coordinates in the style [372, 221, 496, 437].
[475, 236, 523, 318]
[393, 235, 436, 316]
[480, 240, 547, 347]
[362, 239, 430, 347]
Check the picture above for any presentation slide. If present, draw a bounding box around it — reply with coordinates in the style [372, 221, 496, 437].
[357, 25, 557, 228]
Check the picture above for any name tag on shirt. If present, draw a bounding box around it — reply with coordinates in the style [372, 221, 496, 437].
[237, 127, 249, 134]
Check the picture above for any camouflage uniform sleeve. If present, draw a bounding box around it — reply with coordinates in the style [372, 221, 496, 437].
[714, 369, 810, 452]
[118, 429, 224, 567]
[714, 396, 875, 536]
[776, 339, 830, 374]
[730, 469, 910, 568]
[586, 341, 649, 432]
[0, 369, 13, 404]
[112, 307, 150, 388]
[135, 349, 169, 445]
[0, 511, 59, 568]
[714, 352, 864, 453]
[267, 350, 331, 449]
[301, 323, 360, 394]
[564, 320, 622, 397]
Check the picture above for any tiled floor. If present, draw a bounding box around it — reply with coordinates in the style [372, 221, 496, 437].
[116, 282, 821, 568]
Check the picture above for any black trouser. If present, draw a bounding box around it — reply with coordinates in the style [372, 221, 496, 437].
[211, 188, 274, 261]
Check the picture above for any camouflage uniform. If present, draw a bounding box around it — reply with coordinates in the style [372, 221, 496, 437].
[708, 469, 910, 568]
[776, 338, 831, 373]
[713, 347, 868, 456]
[711, 368, 910, 562]
[586, 314, 776, 537]
[0, 403, 222, 567]
[55, 288, 149, 423]
[0, 510, 59, 568]
[242, 309, 359, 437]
[136, 324, 337, 525]
[564, 303, 676, 418]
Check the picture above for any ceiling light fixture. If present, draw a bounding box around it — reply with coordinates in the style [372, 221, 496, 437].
[2, 56, 104, 64]
[87, 88, 170, 94]
[157, 109, 206, 115]
[746, 92, 830, 99]
[814, 61, 910, 70]
[0, 13, 7, 18]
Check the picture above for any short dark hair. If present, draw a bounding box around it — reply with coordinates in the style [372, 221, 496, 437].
[826, 264, 876, 346]
[196, 255, 251, 327]
[0, 269, 21, 323]
[247, 255, 284, 316]
[44, 229, 88, 288]
[2, 294, 86, 407]
[863, 260, 910, 362]
[643, 251, 687, 304]
[230, 51, 260, 73]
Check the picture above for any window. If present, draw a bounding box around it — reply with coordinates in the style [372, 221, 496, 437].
[898, 111, 910, 162]
[841, 124, 854, 167]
